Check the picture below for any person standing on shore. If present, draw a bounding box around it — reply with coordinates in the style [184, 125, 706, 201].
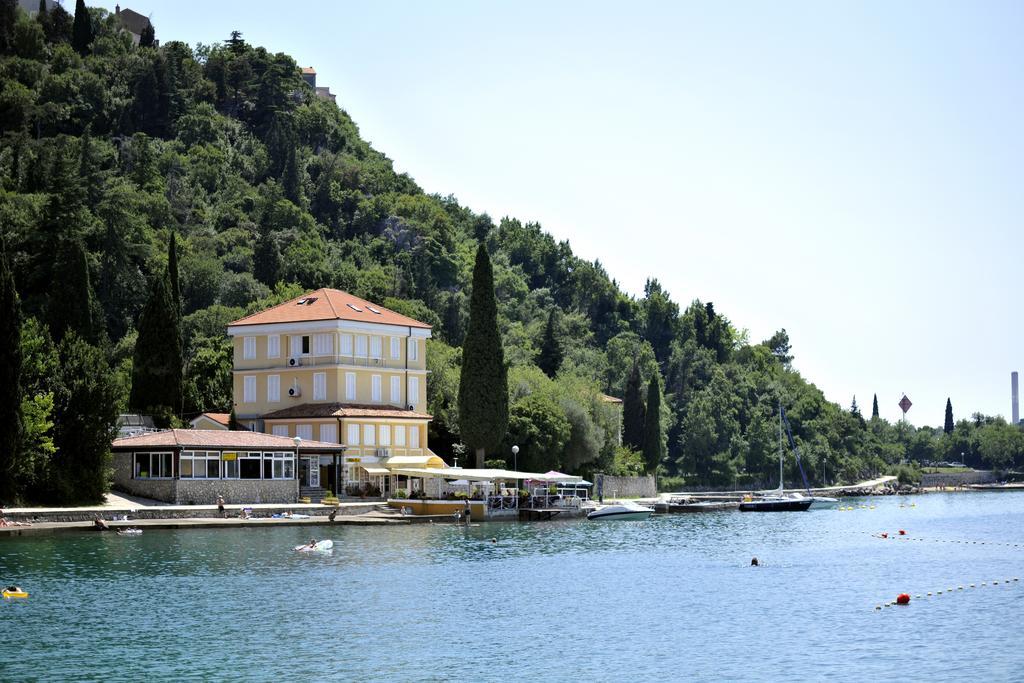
[217, 495, 225, 518]
[463, 500, 472, 525]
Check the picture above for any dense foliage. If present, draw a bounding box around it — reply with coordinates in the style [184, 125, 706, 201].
[1, 1, 1022, 502]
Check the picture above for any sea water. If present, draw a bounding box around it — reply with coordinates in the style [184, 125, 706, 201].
[2, 492, 1023, 681]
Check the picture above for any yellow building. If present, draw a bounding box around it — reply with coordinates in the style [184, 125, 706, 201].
[227, 288, 434, 495]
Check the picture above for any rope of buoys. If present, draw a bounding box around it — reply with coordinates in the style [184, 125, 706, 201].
[874, 578, 1019, 610]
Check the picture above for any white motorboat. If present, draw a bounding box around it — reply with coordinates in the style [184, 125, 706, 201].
[587, 501, 653, 521]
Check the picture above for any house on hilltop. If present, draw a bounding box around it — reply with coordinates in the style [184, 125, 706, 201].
[300, 66, 337, 103]
[114, 4, 155, 46]
[227, 288, 434, 496]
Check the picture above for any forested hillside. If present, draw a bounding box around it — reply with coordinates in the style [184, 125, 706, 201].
[1, 1, 1021, 502]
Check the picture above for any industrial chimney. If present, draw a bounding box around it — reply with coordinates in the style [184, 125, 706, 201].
[1013, 371, 1020, 425]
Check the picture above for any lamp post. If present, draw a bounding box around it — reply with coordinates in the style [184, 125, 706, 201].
[961, 451, 965, 467]
[512, 445, 520, 505]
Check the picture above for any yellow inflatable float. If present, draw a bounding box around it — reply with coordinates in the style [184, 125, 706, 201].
[2, 586, 28, 599]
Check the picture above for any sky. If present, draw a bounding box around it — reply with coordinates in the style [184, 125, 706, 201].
[93, 0, 1024, 427]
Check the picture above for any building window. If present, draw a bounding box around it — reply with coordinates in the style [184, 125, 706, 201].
[355, 336, 368, 358]
[262, 451, 294, 480]
[363, 424, 375, 446]
[390, 337, 400, 359]
[345, 372, 356, 401]
[370, 336, 382, 359]
[390, 376, 401, 404]
[268, 334, 280, 358]
[223, 457, 239, 479]
[134, 452, 172, 479]
[272, 425, 289, 437]
[180, 451, 220, 479]
[243, 376, 256, 403]
[347, 424, 360, 445]
[268, 375, 280, 403]
[313, 372, 327, 401]
[410, 426, 420, 448]
[380, 425, 391, 447]
[408, 377, 419, 407]
[320, 423, 337, 444]
[371, 375, 381, 402]
[239, 452, 262, 479]
[290, 335, 310, 357]
[340, 334, 353, 355]
[314, 334, 332, 356]
[243, 336, 256, 360]
[296, 424, 313, 441]
[395, 425, 406, 447]
[408, 338, 418, 362]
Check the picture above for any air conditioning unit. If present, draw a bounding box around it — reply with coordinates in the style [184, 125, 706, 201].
[288, 385, 302, 397]
[288, 356, 301, 367]
[372, 358, 381, 365]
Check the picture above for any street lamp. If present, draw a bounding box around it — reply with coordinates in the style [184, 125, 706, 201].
[961, 451, 965, 467]
[512, 445, 520, 504]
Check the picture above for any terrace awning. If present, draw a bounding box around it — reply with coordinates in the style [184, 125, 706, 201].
[360, 466, 390, 475]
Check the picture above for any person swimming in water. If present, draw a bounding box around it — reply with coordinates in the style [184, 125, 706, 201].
[751, 557, 759, 566]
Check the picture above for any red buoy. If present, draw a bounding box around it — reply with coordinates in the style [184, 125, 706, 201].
[899, 529, 906, 536]
[896, 593, 911, 605]
[881, 532, 888, 539]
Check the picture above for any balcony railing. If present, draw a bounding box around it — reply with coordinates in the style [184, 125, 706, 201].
[239, 354, 414, 371]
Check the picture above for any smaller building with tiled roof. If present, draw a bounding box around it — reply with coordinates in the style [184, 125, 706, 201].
[228, 288, 431, 331]
[111, 429, 344, 505]
[190, 412, 231, 430]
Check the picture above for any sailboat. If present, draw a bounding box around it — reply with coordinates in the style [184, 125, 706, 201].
[739, 405, 813, 512]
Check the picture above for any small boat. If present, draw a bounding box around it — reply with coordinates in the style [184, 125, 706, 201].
[740, 405, 812, 513]
[587, 501, 653, 521]
[294, 540, 334, 552]
[739, 494, 812, 512]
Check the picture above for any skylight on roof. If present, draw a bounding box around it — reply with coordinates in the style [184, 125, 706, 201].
[367, 306, 381, 314]
[347, 303, 363, 312]
[296, 298, 306, 305]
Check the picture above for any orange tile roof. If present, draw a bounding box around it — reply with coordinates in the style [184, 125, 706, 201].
[228, 288, 432, 329]
[262, 403, 432, 420]
[111, 429, 344, 451]
[193, 412, 230, 427]
[302, 66, 316, 74]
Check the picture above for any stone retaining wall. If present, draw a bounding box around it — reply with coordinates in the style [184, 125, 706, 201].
[920, 470, 997, 488]
[595, 474, 656, 499]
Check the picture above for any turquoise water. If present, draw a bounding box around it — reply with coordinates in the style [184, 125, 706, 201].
[2, 492, 1024, 681]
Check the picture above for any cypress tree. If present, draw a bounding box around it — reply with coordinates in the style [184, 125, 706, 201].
[0, 235, 25, 504]
[536, 308, 563, 378]
[253, 230, 282, 287]
[71, 0, 91, 56]
[458, 244, 508, 468]
[642, 373, 665, 474]
[47, 238, 95, 343]
[0, 0, 15, 54]
[622, 362, 645, 451]
[129, 271, 182, 424]
[872, 393, 879, 420]
[167, 231, 180, 313]
[944, 398, 954, 435]
[139, 21, 155, 48]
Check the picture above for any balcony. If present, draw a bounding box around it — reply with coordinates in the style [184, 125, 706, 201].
[244, 355, 410, 371]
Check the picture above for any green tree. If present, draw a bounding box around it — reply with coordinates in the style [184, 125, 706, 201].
[71, 0, 91, 55]
[536, 307, 563, 378]
[129, 271, 183, 424]
[49, 333, 118, 503]
[872, 394, 879, 419]
[139, 21, 155, 48]
[47, 238, 97, 343]
[458, 244, 508, 467]
[0, 235, 25, 503]
[168, 231, 180, 313]
[944, 398, 954, 435]
[622, 362, 645, 451]
[253, 230, 282, 287]
[0, 0, 17, 54]
[642, 372, 665, 474]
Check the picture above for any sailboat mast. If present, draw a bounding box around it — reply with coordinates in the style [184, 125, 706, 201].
[779, 402, 784, 491]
